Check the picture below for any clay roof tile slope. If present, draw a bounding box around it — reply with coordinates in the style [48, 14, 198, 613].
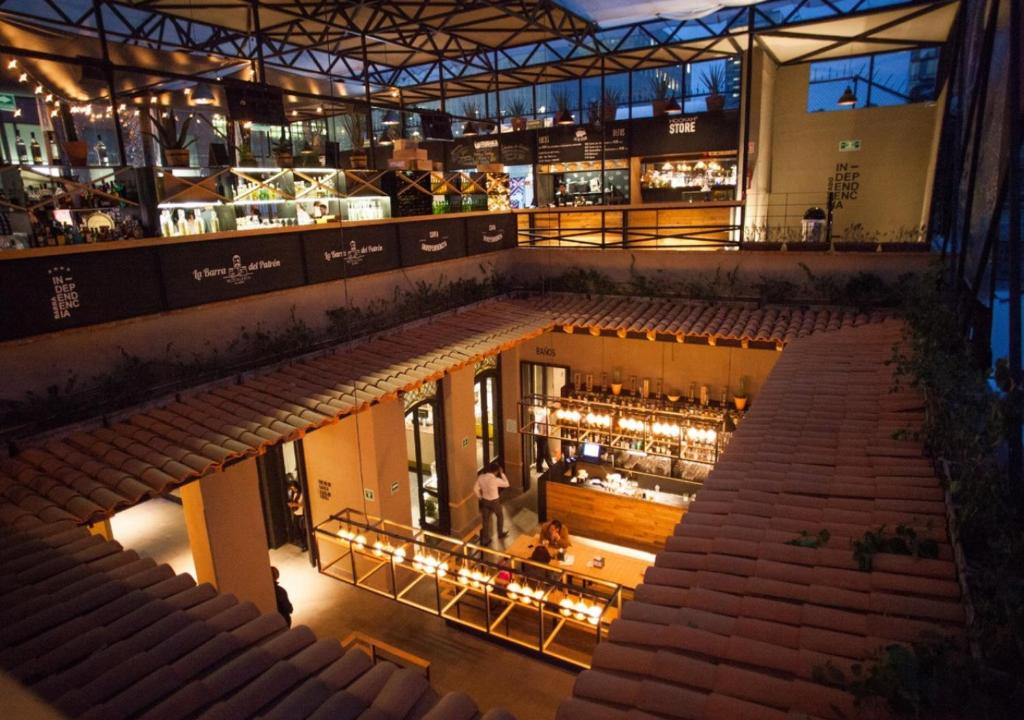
[0, 521, 516, 720]
[558, 319, 964, 720]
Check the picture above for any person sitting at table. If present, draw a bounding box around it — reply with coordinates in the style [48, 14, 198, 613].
[523, 545, 561, 584]
[540, 519, 572, 550]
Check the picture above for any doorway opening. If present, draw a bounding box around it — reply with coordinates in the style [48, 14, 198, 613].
[520, 361, 569, 491]
[257, 438, 315, 566]
[474, 361, 502, 471]
[404, 391, 450, 533]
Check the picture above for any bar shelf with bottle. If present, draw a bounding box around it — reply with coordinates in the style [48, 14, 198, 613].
[155, 166, 391, 238]
[0, 165, 150, 248]
[639, 152, 738, 203]
[520, 386, 742, 477]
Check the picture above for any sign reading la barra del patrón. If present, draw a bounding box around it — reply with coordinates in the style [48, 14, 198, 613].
[0, 248, 163, 341]
[398, 217, 467, 266]
[303, 224, 399, 283]
[158, 233, 305, 308]
[466, 213, 517, 255]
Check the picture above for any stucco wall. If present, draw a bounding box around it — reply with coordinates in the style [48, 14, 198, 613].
[767, 64, 940, 238]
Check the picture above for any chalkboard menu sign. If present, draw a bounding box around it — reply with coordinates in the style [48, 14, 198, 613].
[303, 225, 400, 283]
[398, 218, 467, 266]
[158, 233, 306, 309]
[630, 111, 739, 156]
[466, 213, 518, 255]
[499, 131, 534, 166]
[447, 132, 536, 169]
[535, 122, 629, 164]
[0, 248, 163, 341]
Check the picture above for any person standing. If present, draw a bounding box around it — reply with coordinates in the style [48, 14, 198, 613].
[533, 405, 552, 473]
[272, 566, 293, 627]
[474, 461, 510, 545]
[286, 476, 307, 552]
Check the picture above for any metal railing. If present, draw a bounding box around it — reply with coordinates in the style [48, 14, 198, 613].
[314, 509, 625, 669]
[340, 631, 432, 680]
[515, 202, 743, 249]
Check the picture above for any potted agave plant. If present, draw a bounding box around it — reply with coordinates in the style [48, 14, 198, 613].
[146, 109, 194, 167]
[552, 90, 574, 125]
[57, 103, 88, 167]
[506, 95, 529, 131]
[702, 65, 727, 112]
[272, 134, 293, 167]
[733, 376, 749, 411]
[649, 73, 673, 116]
[341, 113, 368, 168]
[602, 88, 621, 123]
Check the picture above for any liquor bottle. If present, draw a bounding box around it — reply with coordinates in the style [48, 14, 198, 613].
[29, 132, 43, 164]
[95, 135, 109, 166]
[14, 130, 27, 164]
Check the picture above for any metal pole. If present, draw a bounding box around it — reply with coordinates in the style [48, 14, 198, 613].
[737, 7, 755, 248]
[250, 1, 266, 84]
[1008, 0, 1022, 490]
[361, 34, 377, 165]
[93, 1, 127, 165]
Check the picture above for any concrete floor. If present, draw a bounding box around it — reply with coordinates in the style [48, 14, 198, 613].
[110, 493, 577, 720]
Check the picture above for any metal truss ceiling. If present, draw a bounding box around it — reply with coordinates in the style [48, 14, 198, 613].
[0, 0, 960, 105]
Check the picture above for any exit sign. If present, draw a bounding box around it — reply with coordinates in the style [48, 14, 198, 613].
[839, 139, 862, 152]
[0, 94, 15, 113]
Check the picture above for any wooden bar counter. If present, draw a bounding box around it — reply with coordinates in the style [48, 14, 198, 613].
[543, 477, 687, 553]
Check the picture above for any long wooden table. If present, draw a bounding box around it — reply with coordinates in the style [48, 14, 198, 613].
[505, 533, 653, 590]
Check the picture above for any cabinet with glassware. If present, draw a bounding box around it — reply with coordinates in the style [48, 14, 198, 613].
[0, 165, 153, 250]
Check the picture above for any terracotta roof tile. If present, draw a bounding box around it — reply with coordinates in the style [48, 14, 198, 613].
[562, 320, 965, 720]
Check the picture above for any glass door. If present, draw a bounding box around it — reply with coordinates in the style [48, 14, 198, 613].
[474, 368, 502, 471]
[519, 361, 569, 489]
[405, 399, 450, 533]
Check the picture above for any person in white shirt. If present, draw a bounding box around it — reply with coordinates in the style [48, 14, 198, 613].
[474, 461, 510, 545]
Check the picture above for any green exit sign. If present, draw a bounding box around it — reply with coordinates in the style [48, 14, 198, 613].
[0, 94, 15, 113]
[839, 139, 862, 152]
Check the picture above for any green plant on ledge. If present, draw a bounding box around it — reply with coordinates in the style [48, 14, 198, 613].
[785, 529, 830, 548]
[852, 524, 939, 572]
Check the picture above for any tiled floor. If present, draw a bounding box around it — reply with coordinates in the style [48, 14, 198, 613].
[110, 494, 576, 719]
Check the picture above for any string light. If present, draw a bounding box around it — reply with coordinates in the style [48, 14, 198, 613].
[6, 59, 16, 69]
[17, 73, 27, 83]
[34, 84, 43, 94]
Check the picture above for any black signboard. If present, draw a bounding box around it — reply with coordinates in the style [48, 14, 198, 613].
[630, 111, 740, 157]
[499, 131, 535, 166]
[303, 224, 400, 283]
[448, 136, 501, 169]
[0, 247, 163, 341]
[158, 232, 306, 309]
[466, 213, 518, 255]
[398, 218, 467, 266]
[535, 122, 629, 164]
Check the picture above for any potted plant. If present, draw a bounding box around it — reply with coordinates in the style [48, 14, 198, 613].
[272, 135, 293, 167]
[733, 376, 748, 411]
[57, 104, 88, 167]
[341, 113, 367, 168]
[649, 72, 673, 116]
[460, 100, 481, 135]
[146, 109, 193, 167]
[701, 65, 727, 112]
[587, 99, 603, 128]
[552, 90, 574, 125]
[602, 88, 621, 123]
[506, 95, 529, 131]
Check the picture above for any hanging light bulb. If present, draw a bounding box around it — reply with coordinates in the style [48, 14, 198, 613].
[6, 59, 16, 70]
[34, 84, 43, 94]
[17, 73, 27, 83]
[837, 85, 857, 107]
[13, 108, 21, 118]
[44, 94, 53, 103]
